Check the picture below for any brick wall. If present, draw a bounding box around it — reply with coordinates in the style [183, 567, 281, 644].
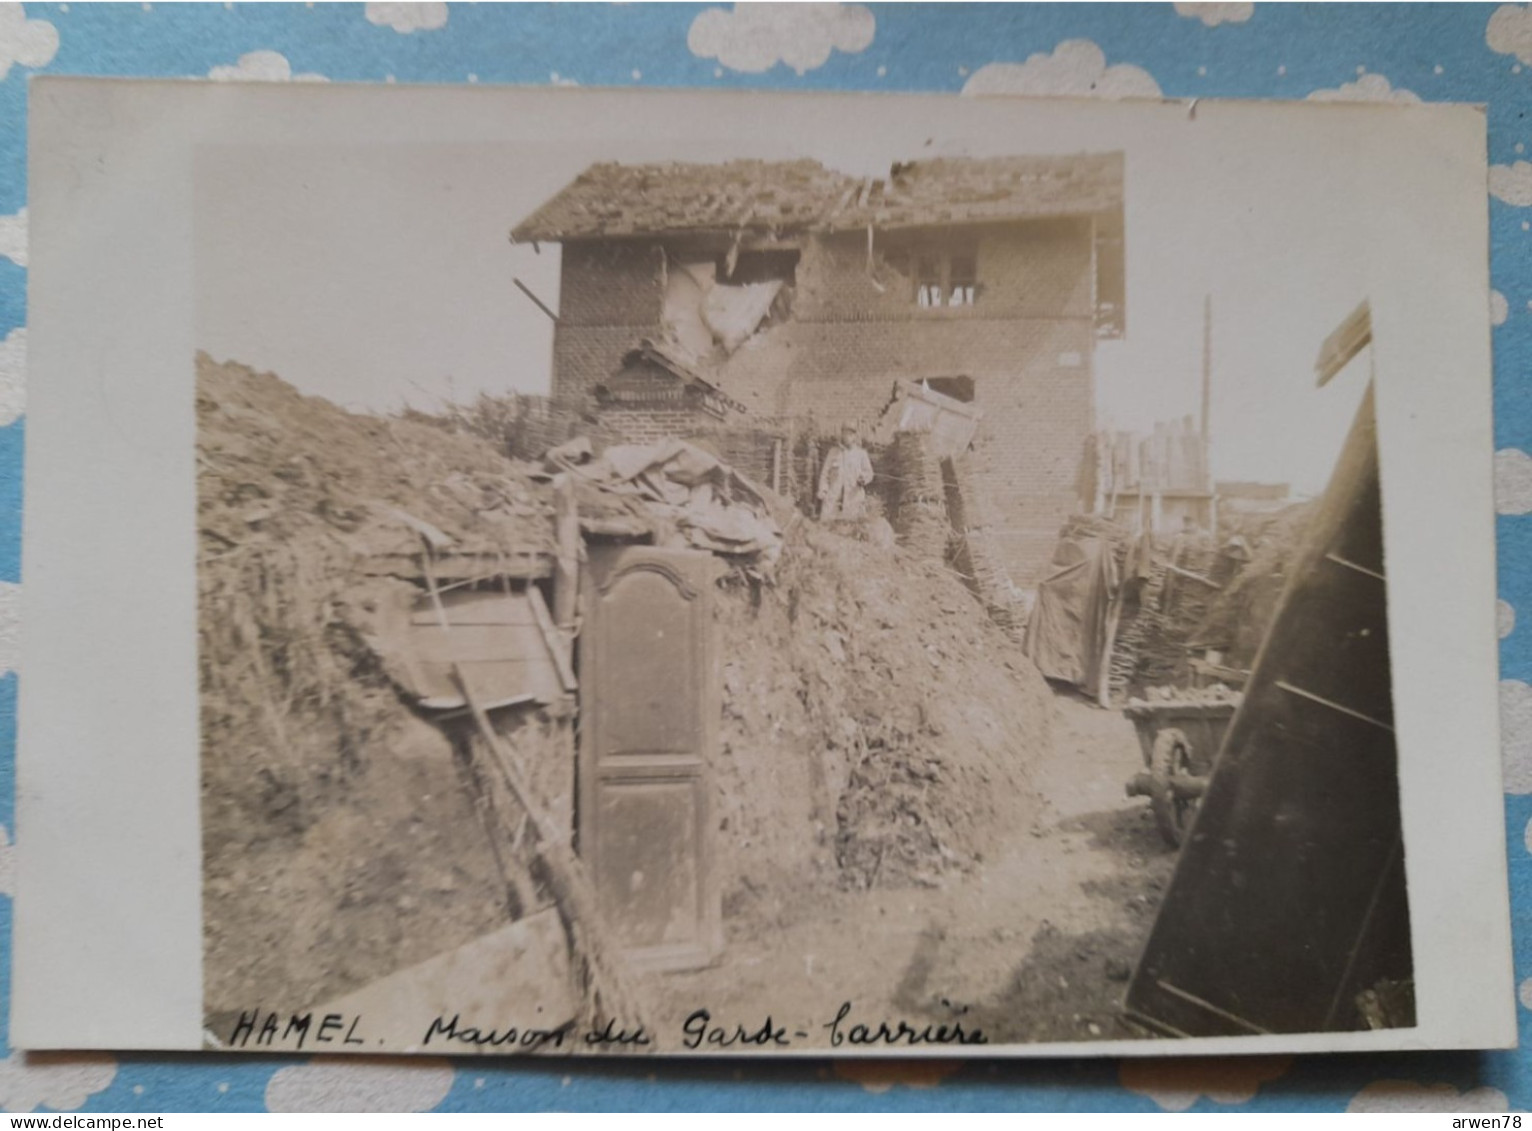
[557, 240, 664, 326]
[549, 217, 1098, 584]
[599, 404, 712, 447]
[796, 218, 1094, 323]
[735, 316, 1093, 584]
[551, 240, 665, 404]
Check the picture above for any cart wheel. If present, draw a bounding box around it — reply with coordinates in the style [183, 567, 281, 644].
[1149, 727, 1198, 848]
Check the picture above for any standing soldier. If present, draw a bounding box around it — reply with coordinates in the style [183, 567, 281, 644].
[818, 425, 875, 522]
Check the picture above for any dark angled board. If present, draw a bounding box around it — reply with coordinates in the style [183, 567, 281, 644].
[1126, 380, 1413, 1036]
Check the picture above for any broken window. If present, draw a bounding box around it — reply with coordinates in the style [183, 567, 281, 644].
[947, 253, 977, 307]
[904, 246, 979, 309]
[663, 248, 794, 358]
[924, 376, 975, 403]
[718, 248, 799, 286]
[909, 254, 935, 307]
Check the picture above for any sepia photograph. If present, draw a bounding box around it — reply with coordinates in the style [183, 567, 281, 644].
[13, 80, 1509, 1058]
[191, 102, 1409, 1052]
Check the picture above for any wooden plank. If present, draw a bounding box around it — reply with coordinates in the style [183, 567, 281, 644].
[360, 551, 554, 580]
[1275, 680, 1395, 734]
[408, 625, 547, 665]
[410, 591, 542, 625]
[1315, 301, 1372, 387]
[1324, 551, 1385, 583]
[529, 584, 578, 693]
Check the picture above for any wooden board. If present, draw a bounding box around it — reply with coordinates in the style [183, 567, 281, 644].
[394, 587, 564, 708]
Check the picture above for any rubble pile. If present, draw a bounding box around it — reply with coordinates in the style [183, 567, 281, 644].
[197, 354, 554, 1014]
[199, 355, 1055, 1004]
[713, 520, 1051, 912]
[1195, 503, 1314, 671]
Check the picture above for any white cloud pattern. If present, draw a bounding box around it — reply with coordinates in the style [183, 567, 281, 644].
[0, 328, 25, 428]
[0, 579, 17, 679]
[1307, 73, 1421, 103]
[1488, 4, 1532, 65]
[0, 1053, 116, 1114]
[0, 4, 58, 82]
[208, 50, 327, 82]
[0, 207, 24, 267]
[1174, 3, 1254, 27]
[962, 40, 1161, 99]
[266, 1058, 455, 1113]
[366, 3, 447, 34]
[688, 3, 875, 75]
[1491, 161, 1532, 206]
[1349, 1081, 1509, 1113]
[1502, 678, 1532, 792]
[1496, 448, 1532, 514]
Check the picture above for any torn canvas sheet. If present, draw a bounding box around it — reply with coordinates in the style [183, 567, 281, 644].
[663, 261, 718, 359]
[1024, 535, 1118, 699]
[703, 279, 782, 353]
[663, 260, 783, 357]
[582, 439, 782, 559]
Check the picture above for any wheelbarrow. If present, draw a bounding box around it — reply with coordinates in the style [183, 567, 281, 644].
[1123, 696, 1239, 847]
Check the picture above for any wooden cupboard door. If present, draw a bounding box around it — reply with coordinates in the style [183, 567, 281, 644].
[579, 545, 722, 971]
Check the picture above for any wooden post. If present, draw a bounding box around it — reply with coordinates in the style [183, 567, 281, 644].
[1201, 294, 1213, 492]
[1098, 570, 1128, 709]
[453, 666, 651, 1034]
[548, 474, 582, 862]
[553, 473, 580, 635]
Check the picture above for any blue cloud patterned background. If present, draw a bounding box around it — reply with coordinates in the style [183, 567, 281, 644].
[1, 0, 1531, 1113]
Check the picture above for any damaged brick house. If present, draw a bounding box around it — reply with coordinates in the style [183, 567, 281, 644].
[511, 152, 1125, 585]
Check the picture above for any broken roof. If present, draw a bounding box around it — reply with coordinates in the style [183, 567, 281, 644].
[614, 339, 744, 404]
[511, 153, 1123, 243]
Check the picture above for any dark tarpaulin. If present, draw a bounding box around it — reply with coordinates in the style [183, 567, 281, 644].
[1024, 536, 1118, 700]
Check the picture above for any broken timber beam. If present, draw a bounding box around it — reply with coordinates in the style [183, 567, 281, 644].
[528, 583, 578, 694]
[514, 277, 560, 324]
[452, 665, 652, 1037]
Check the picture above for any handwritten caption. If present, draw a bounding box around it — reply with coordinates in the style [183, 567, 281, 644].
[223, 1002, 988, 1052]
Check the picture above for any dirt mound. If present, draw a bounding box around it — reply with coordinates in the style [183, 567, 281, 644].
[196, 354, 565, 1014]
[199, 353, 1054, 1008]
[714, 520, 1052, 926]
